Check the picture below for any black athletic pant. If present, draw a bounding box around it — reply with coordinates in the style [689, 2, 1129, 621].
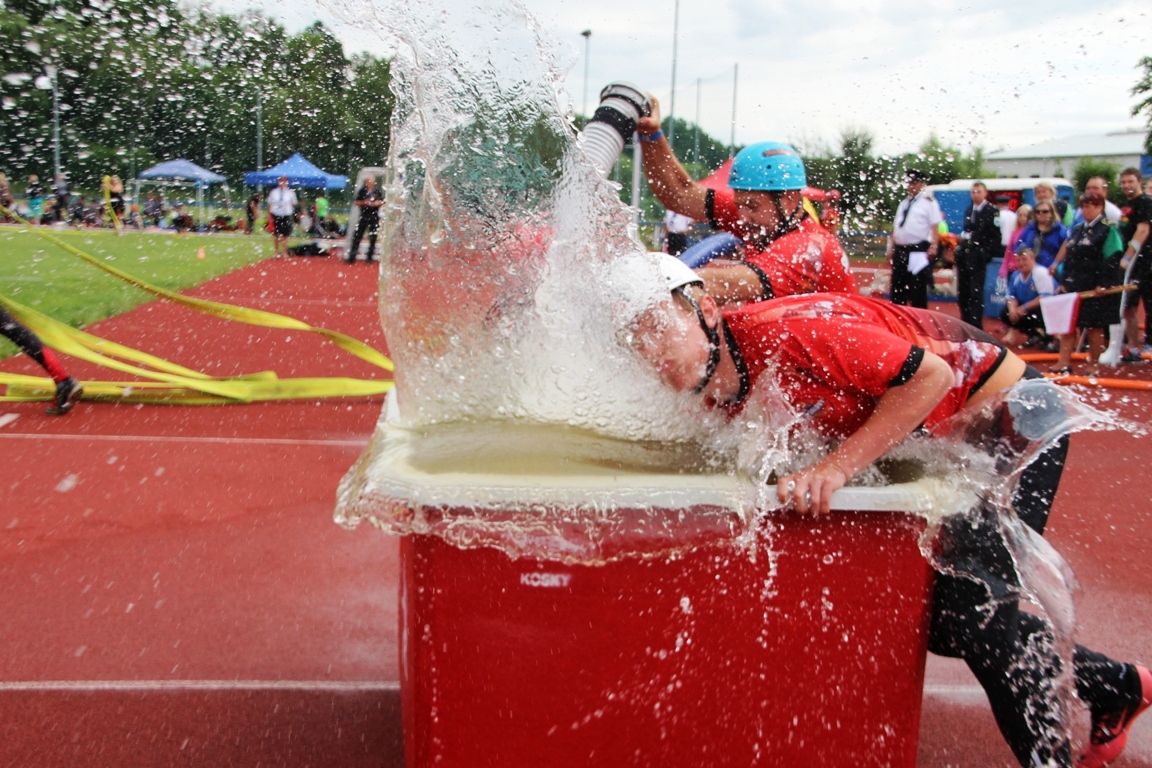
[999, 306, 1047, 340]
[1134, 269, 1152, 347]
[891, 242, 931, 309]
[349, 214, 379, 262]
[0, 306, 50, 368]
[928, 367, 1141, 766]
[956, 246, 987, 328]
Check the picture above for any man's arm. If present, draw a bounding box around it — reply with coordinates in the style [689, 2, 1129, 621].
[1121, 221, 1150, 271]
[636, 96, 709, 221]
[777, 350, 954, 515]
[696, 262, 770, 305]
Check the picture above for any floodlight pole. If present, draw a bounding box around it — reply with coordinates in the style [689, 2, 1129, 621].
[668, 0, 679, 150]
[580, 30, 591, 119]
[729, 63, 738, 158]
[47, 66, 60, 182]
[256, 89, 264, 171]
[693, 77, 700, 168]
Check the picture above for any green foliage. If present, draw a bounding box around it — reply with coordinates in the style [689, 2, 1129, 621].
[1133, 56, 1152, 154]
[0, 2, 394, 191]
[1072, 158, 1126, 205]
[801, 128, 988, 231]
[0, 228, 270, 358]
[661, 116, 732, 174]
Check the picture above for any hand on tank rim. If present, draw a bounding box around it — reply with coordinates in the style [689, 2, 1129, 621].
[778, 461, 849, 516]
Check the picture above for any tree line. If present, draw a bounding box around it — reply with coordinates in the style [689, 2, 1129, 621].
[1, 0, 393, 194]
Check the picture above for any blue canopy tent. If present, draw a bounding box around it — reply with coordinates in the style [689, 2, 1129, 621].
[136, 159, 228, 227]
[243, 154, 348, 189]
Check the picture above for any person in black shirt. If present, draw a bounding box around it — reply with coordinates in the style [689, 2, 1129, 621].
[957, 181, 1002, 328]
[1118, 167, 1152, 357]
[348, 176, 383, 264]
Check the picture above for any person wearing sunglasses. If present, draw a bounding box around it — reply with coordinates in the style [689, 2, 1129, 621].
[1015, 201, 1069, 269]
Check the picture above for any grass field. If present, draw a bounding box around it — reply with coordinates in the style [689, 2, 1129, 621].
[0, 226, 274, 358]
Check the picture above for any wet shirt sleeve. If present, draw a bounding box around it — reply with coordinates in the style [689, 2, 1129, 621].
[706, 187, 742, 234]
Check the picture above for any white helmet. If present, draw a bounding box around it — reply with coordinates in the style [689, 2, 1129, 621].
[659, 255, 703, 293]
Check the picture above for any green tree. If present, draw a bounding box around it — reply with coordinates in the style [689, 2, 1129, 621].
[1072, 158, 1126, 205]
[0, 2, 395, 193]
[1133, 55, 1152, 154]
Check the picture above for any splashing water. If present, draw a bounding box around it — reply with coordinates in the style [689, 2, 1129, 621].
[321, 2, 1143, 755]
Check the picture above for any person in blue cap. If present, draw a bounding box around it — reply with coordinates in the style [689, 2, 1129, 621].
[636, 97, 855, 304]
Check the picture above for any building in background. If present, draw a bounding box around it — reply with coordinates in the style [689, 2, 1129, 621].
[985, 129, 1150, 179]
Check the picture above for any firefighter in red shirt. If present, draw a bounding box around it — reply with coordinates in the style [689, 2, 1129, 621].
[627, 256, 1149, 768]
[637, 98, 854, 304]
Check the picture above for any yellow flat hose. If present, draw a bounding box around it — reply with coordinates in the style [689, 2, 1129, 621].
[0, 204, 394, 405]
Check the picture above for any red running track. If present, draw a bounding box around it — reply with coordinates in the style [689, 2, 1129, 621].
[1, 255, 1150, 766]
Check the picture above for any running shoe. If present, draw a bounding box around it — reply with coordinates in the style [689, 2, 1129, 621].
[1076, 664, 1152, 768]
[1120, 351, 1145, 365]
[46, 377, 82, 416]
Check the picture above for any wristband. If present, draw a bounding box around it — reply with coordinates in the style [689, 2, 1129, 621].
[638, 129, 663, 142]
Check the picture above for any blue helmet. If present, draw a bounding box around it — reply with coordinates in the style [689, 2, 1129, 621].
[728, 142, 807, 192]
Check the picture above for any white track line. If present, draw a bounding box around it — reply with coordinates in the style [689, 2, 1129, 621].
[0, 680, 398, 692]
[0, 433, 369, 447]
[0, 680, 982, 695]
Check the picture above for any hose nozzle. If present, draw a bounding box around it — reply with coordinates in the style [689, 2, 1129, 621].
[580, 81, 652, 177]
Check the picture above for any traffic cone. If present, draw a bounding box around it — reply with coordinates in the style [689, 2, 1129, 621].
[196, 246, 206, 260]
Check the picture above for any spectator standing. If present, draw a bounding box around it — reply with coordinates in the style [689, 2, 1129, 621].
[1050, 192, 1125, 375]
[1073, 177, 1123, 225]
[1001, 247, 1055, 347]
[662, 209, 694, 256]
[1013, 201, 1067, 269]
[1033, 182, 1071, 226]
[957, 181, 1001, 328]
[102, 174, 125, 233]
[246, 192, 262, 235]
[54, 174, 70, 217]
[995, 195, 1016, 249]
[26, 175, 44, 224]
[266, 176, 297, 258]
[315, 192, 328, 223]
[887, 169, 941, 309]
[1000, 204, 1033, 278]
[1118, 167, 1152, 358]
[348, 176, 383, 263]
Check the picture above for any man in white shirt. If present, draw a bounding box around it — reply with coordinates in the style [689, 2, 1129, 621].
[1072, 176, 1123, 225]
[995, 195, 1016, 248]
[886, 168, 941, 308]
[266, 175, 298, 258]
[662, 210, 694, 257]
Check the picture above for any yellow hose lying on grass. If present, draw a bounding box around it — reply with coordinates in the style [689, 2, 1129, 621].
[0, 204, 393, 405]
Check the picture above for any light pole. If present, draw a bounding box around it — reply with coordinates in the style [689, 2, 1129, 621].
[35, 66, 61, 182]
[255, 89, 264, 170]
[580, 30, 591, 119]
[668, 0, 679, 149]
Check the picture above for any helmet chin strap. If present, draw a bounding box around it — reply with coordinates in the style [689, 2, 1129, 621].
[743, 192, 805, 251]
[675, 288, 722, 394]
[768, 191, 805, 241]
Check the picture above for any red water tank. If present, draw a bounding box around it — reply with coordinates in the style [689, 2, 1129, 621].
[399, 509, 933, 767]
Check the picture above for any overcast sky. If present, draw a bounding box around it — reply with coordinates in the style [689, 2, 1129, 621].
[214, 0, 1150, 157]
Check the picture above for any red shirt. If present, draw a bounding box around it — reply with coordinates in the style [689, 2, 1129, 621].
[709, 187, 857, 297]
[721, 294, 1005, 437]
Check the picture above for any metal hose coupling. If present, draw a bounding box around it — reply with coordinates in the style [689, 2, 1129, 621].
[580, 81, 652, 177]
